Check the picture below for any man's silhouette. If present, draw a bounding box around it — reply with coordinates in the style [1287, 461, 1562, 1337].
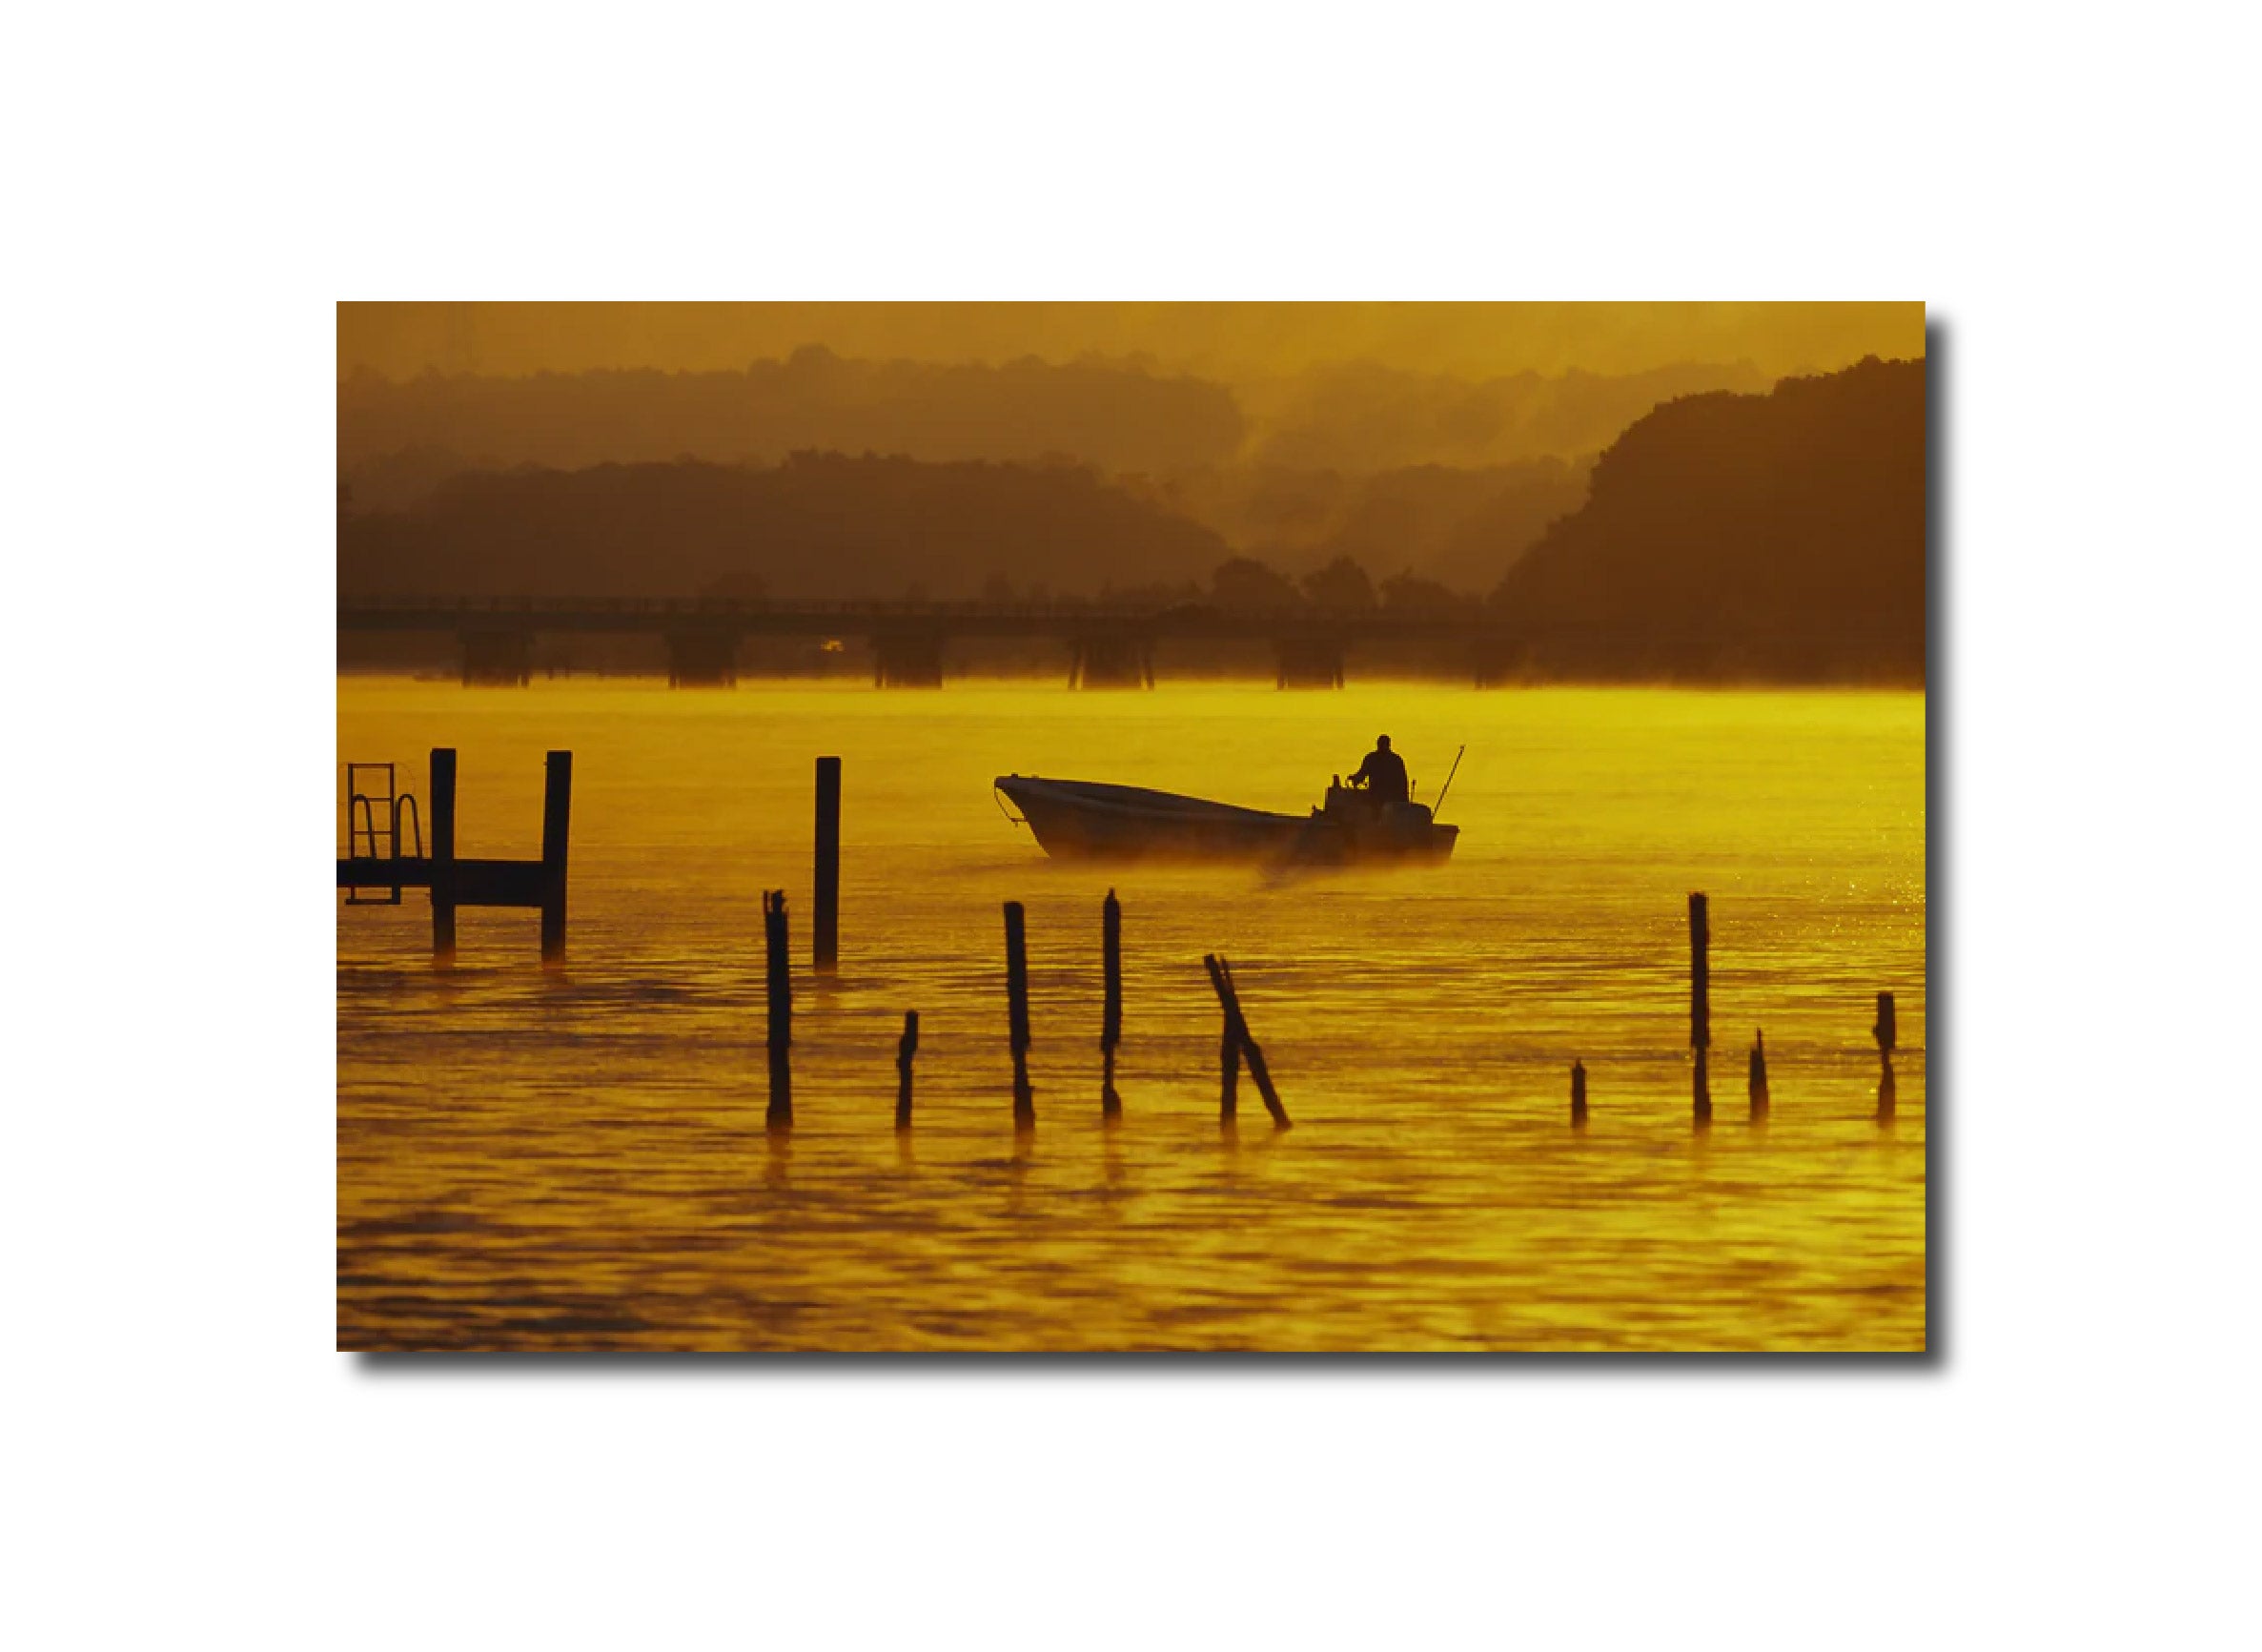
[1349, 735, 1410, 805]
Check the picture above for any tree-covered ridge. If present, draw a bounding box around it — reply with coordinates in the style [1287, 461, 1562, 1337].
[1492, 357, 1925, 678]
[339, 453, 1233, 601]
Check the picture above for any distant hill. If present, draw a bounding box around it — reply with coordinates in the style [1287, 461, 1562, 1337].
[339, 351, 1770, 498]
[337, 454, 1232, 601]
[337, 348, 1247, 476]
[1243, 359, 1774, 471]
[1127, 457, 1592, 594]
[1490, 357, 1926, 680]
[338, 351, 1801, 602]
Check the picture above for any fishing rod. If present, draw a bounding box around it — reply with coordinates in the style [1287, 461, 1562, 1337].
[1431, 744, 1467, 819]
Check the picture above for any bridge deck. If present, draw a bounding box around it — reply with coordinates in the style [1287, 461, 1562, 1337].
[336, 595, 1518, 642]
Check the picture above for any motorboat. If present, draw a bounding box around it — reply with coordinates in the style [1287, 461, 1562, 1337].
[993, 774, 1458, 865]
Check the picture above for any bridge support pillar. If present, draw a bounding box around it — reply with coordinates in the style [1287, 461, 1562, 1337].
[873, 630, 946, 687]
[1069, 634, 1154, 688]
[665, 630, 741, 687]
[1273, 635, 1346, 689]
[460, 629, 533, 686]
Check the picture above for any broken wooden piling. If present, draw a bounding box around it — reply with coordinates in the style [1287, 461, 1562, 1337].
[814, 756, 841, 974]
[1204, 954, 1289, 1128]
[1218, 1007, 1242, 1121]
[1875, 990, 1898, 1121]
[540, 750, 571, 962]
[429, 746, 458, 959]
[1005, 901, 1034, 1123]
[764, 889, 792, 1127]
[1571, 1058, 1588, 1127]
[1101, 889, 1123, 1118]
[1689, 891, 1712, 1125]
[1748, 1029, 1769, 1120]
[896, 1010, 919, 1130]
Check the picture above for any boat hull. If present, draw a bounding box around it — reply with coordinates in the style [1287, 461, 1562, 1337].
[994, 776, 1457, 866]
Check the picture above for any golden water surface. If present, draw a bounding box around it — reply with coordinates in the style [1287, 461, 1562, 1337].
[337, 679, 1926, 1352]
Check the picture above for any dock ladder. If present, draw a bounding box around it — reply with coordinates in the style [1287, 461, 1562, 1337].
[343, 763, 423, 905]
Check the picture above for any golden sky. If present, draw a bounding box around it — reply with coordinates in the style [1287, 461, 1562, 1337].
[338, 302, 1924, 383]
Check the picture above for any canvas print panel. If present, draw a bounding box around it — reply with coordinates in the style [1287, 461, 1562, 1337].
[336, 301, 1926, 1352]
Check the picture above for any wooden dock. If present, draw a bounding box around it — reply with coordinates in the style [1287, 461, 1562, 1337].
[337, 746, 571, 959]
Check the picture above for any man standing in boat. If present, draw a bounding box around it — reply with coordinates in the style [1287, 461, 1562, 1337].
[1348, 735, 1411, 805]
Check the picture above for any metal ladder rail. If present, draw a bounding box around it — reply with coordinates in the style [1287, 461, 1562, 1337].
[344, 763, 414, 906]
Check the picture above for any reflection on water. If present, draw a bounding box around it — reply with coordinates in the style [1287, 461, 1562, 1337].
[337, 679, 1926, 1351]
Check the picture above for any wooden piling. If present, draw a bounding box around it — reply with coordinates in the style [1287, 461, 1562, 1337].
[1204, 954, 1289, 1128]
[1689, 892, 1712, 1125]
[764, 889, 792, 1127]
[896, 1010, 919, 1130]
[1005, 901, 1034, 1123]
[814, 756, 841, 974]
[429, 746, 458, 959]
[1875, 991, 1898, 1121]
[540, 750, 571, 962]
[1571, 1058, 1588, 1127]
[1224, 959, 1287, 1128]
[1202, 950, 1238, 1121]
[1101, 889, 1123, 1118]
[1218, 1009, 1241, 1121]
[1748, 1029, 1769, 1120]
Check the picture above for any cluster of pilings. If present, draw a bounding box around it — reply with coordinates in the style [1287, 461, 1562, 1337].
[342, 751, 1909, 1129]
[1563, 889, 1903, 1131]
[723, 755, 1292, 1131]
[758, 871, 1292, 1133]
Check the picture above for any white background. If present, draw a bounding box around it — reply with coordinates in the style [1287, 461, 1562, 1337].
[6, 3, 2257, 1645]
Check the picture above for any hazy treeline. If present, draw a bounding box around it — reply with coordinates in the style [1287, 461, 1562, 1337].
[338, 454, 1514, 616]
[1235, 359, 1771, 472]
[337, 350, 1926, 682]
[338, 348, 1790, 600]
[339, 349, 1759, 499]
[340, 453, 1233, 601]
[1492, 357, 1926, 679]
[337, 352, 1688, 596]
[1131, 458, 1593, 597]
[338, 347, 1245, 478]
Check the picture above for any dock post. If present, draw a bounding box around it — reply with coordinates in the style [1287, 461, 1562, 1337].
[429, 747, 458, 960]
[1748, 1030, 1769, 1120]
[1005, 901, 1034, 1123]
[540, 750, 572, 962]
[1875, 990, 1898, 1121]
[764, 890, 792, 1127]
[896, 1010, 919, 1130]
[1205, 955, 1289, 1128]
[1101, 889, 1123, 1118]
[814, 756, 841, 974]
[1690, 892, 1712, 1125]
[1571, 1058, 1588, 1127]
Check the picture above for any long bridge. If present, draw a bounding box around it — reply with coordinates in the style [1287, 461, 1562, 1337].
[337, 594, 1541, 687]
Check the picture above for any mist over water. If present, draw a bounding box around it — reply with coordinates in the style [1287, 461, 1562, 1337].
[337, 679, 1925, 1351]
